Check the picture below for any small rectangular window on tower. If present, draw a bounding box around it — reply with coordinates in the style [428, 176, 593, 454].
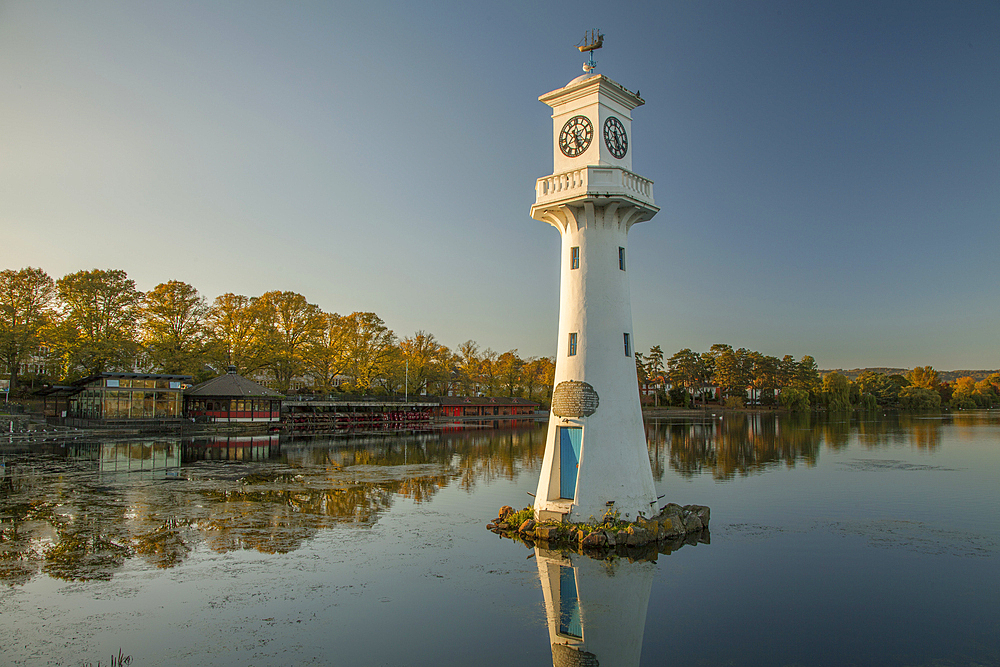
[569, 332, 578, 356]
[619, 247, 626, 271]
[624, 332, 632, 357]
[571, 246, 580, 270]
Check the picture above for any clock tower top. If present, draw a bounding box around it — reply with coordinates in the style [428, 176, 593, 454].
[540, 73, 644, 175]
[531, 72, 656, 226]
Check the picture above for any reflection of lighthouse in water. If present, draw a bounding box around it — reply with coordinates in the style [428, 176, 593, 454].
[535, 547, 655, 667]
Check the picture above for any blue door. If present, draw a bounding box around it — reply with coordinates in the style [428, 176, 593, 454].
[558, 565, 583, 638]
[559, 427, 582, 499]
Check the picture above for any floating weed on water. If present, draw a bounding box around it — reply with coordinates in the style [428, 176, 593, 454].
[83, 648, 131, 667]
[832, 519, 997, 558]
[838, 459, 957, 472]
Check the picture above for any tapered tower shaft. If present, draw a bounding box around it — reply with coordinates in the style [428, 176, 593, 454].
[532, 73, 659, 523]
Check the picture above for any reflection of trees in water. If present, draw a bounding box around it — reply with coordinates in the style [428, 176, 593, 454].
[0, 465, 133, 582]
[855, 413, 944, 451]
[647, 413, 821, 480]
[897, 415, 942, 450]
[294, 425, 547, 494]
[0, 423, 548, 584]
[648, 411, 962, 479]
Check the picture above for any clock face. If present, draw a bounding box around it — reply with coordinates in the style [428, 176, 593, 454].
[559, 116, 593, 157]
[604, 116, 628, 159]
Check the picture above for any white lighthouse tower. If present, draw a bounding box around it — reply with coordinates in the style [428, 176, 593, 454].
[532, 52, 659, 524]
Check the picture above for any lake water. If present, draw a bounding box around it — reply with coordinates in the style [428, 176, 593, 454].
[1, 411, 998, 666]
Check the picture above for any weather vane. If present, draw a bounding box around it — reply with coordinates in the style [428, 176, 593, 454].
[576, 29, 604, 73]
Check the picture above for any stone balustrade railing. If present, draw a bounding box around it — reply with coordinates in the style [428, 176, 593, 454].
[534, 166, 655, 205]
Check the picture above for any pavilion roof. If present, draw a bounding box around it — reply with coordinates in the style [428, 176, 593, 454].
[185, 367, 283, 399]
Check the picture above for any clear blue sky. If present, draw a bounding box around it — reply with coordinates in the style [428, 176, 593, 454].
[2, 1, 997, 370]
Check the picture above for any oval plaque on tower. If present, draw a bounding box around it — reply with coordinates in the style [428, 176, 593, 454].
[551, 380, 600, 418]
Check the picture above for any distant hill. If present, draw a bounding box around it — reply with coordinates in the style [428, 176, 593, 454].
[821, 368, 999, 383]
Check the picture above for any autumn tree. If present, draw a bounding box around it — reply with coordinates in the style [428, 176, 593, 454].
[521, 356, 554, 402]
[907, 366, 940, 391]
[974, 377, 1000, 407]
[479, 348, 502, 396]
[305, 312, 350, 393]
[138, 280, 208, 376]
[950, 376, 979, 409]
[340, 312, 395, 393]
[496, 350, 524, 397]
[258, 291, 324, 393]
[397, 331, 451, 396]
[455, 340, 482, 395]
[204, 294, 272, 376]
[0, 267, 57, 389]
[55, 269, 142, 377]
[952, 376, 999, 409]
[702, 344, 736, 398]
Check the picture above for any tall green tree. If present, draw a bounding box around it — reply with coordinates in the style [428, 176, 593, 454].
[794, 355, 821, 392]
[667, 348, 704, 405]
[0, 267, 56, 390]
[777, 354, 798, 388]
[138, 280, 208, 376]
[822, 372, 851, 412]
[55, 269, 142, 377]
[856, 371, 903, 407]
[750, 353, 780, 405]
[899, 386, 941, 410]
[639, 345, 666, 402]
[715, 347, 753, 399]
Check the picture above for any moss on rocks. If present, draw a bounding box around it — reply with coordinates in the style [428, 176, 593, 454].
[486, 503, 711, 561]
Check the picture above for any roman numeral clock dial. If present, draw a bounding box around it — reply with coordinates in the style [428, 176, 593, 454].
[604, 116, 628, 159]
[559, 115, 593, 157]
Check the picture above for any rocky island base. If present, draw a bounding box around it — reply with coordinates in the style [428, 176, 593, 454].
[487, 503, 711, 560]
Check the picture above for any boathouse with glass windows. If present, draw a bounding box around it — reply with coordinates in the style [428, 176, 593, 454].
[38, 372, 192, 422]
[184, 366, 283, 423]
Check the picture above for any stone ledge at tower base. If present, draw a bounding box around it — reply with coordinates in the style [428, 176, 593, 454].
[487, 503, 711, 561]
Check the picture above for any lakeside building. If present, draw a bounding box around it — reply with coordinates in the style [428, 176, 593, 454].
[438, 396, 540, 418]
[37, 372, 192, 423]
[184, 366, 283, 423]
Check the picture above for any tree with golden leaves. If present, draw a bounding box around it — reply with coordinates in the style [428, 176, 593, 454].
[0, 267, 57, 390]
[138, 280, 208, 376]
[54, 269, 142, 378]
[204, 293, 272, 376]
[258, 291, 325, 394]
[340, 312, 396, 393]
